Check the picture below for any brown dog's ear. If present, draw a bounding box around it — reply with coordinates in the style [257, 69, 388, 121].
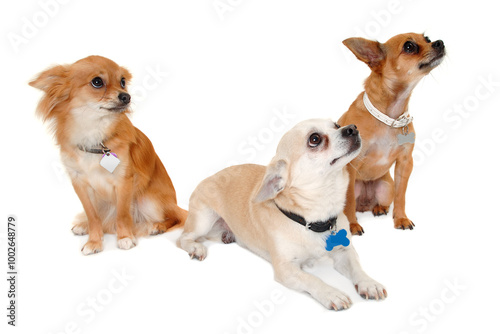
[29, 65, 70, 121]
[121, 67, 133, 82]
[29, 65, 68, 91]
[343, 38, 385, 71]
[254, 159, 288, 203]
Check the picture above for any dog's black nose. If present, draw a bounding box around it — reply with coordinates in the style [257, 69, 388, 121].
[341, 124, 358, 137]
[118, 92, 131, 105]
[432, 40, 444, 50]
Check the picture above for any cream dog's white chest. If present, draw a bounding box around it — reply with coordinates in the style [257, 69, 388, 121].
[270, 213, 352, 262]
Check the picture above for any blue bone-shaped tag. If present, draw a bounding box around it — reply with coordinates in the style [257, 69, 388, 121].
[325, 229, 350, 251]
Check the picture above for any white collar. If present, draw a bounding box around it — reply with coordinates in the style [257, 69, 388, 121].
[363, 92, 413, 128]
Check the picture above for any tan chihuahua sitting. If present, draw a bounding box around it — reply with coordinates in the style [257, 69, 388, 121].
[178, 119, 387, 310]
[338, 33, 445, 235]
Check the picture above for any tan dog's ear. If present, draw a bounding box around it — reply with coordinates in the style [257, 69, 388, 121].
[29, 65, 70, 121]
[343, 38, 385, 71]
[254, 159, 288, 203]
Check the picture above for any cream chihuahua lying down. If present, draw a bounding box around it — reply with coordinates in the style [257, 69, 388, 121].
[177, 119, 386, 310]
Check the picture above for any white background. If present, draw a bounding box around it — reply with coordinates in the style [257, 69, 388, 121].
[1, 0, 499, 333]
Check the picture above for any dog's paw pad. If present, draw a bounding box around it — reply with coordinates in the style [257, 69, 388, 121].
[394, 217, 415, 230]
[355, 280, 387, 301]
[117, 237, 137, 250]
[81, 241, 103, 255]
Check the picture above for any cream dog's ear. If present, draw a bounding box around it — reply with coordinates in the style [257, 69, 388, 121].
[254, 159, 288, 203]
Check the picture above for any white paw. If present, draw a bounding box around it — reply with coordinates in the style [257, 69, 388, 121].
[319, 287, 353, 311]
[72, 225, 88, 235]
[179, 238, 207, 261]
[81, 241, 103, 255]
[117, 237, 137, 250]
[355, 279, 387, 301]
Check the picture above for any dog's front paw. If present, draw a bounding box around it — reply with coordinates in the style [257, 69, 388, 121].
[350, 222, 364, 236]
[320, 288, 352, 311]
[117, 237, 137, 250]
[394, 217, 415, 230]
[355, 279, 387, 301]
[81, 240, 103, 255]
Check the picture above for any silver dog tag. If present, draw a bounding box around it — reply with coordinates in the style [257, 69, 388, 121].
[100, 152, 120, 173]
[397, 132, 415, 145]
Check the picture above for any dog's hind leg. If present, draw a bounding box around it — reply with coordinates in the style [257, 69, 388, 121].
[355, 180, 377, 212]
[205, 218, 235, 244]
[372, 172, 394, 216]
[177, 204, 220, 261]
[150, 205, 188, 235]
[72, 212, 88, 235]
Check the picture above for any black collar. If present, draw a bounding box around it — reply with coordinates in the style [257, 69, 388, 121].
[275, 202, 337, 233]
[78, 143, 111, 155]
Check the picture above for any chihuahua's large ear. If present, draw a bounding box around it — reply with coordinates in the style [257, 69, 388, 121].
[29, 65, 68, 91]
[121, 66, 133, 82]
[254, 159, 288, 203]
[343, 38, 385, 71]
[29, 65, 70, 121]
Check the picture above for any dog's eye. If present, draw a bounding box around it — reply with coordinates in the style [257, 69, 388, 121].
[334, 122, 341, 129]
[403, 41, 419, 54]
[424, 36, 431, 43]
[91, 77, 104, 88]
[308, 133, 322, 147]
[120, 78, 126, 88]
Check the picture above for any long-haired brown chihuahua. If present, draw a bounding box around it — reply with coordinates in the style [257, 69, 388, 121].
[337, 33, 445, 235]
[30, 55, 187, 254]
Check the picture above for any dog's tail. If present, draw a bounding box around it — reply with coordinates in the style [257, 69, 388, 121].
[134, 205, 188, 237]
[167, 206, 188, 231]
